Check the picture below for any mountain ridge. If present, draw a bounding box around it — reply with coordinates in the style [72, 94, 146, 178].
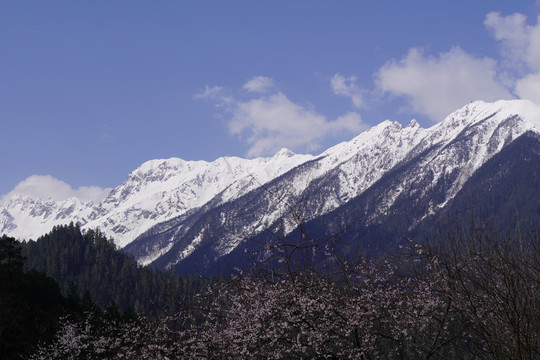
[0, 148, 313, 245]
[127, 99, 540, 270]
[1, 99, 539, 271]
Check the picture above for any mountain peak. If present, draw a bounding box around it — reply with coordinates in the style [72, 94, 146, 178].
[273, 148, 296, 158]
[408, 119, 419, 128]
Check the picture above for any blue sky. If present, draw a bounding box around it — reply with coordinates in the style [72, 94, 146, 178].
[1, 1, 540, 201]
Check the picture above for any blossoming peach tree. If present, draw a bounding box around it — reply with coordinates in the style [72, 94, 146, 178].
[30, 224, 540, 359]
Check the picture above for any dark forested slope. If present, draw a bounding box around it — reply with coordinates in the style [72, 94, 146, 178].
[22, 223, 203, 317]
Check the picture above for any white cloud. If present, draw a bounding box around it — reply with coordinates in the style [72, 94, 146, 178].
[194, 85, 224, 99]
[197, 76, 365, 156]
[484, 12, 530, 70]
[2, 175, 111, 203]
[329, 112, 364, 133]
[229, 92, 364, 156]
[529, 18, 540, 70]
[372, 12, 540, 119]
[515, 72, 540, 103]
[243, 76, 275, 93]
[330, 74, 364, 108]
[376, 47, 512, 121]
[485, 12, 540, 72]
[484, 12, 540, 105]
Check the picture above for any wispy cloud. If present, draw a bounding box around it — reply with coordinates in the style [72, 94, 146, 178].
[376, 47, 512, 121]
[485, 12, 530, 71]
[1, 175, 112, 203]
[243, 76, 275, 93]
[197, 76, 365, 156]
[515, 72, 540, 102]
[230, 92, 363, 156]
[375, 11, 540, 120]
[330, 74, 364, 108]
[194, 85, 225, 100]
[485, 12, 540, 104]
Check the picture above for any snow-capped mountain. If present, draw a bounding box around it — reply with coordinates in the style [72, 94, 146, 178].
[127, 99, 540, 271]
[1, 99, 539, 272]
[0, 150, 313, 246]
[0, 195, 96, 242]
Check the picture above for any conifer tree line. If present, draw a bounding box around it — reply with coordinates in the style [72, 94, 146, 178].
[0, 224, 206, 359]
[21, 223, 204, 317]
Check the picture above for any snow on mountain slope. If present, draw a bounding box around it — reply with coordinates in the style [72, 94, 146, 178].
[0, 150, 312, 246]
[85, 149, 313, 247]
[312, 118, 426, 212]
[357, 99, 540, 225]
[407, 100, 540, 210]
[136, 99, 540, 269]
[1, 99, 539, 264]
[0, 195, 97, 241]
[139, 116, 441, 267]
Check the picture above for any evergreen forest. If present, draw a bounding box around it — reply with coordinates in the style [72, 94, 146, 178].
[0, 224, 206, 359]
